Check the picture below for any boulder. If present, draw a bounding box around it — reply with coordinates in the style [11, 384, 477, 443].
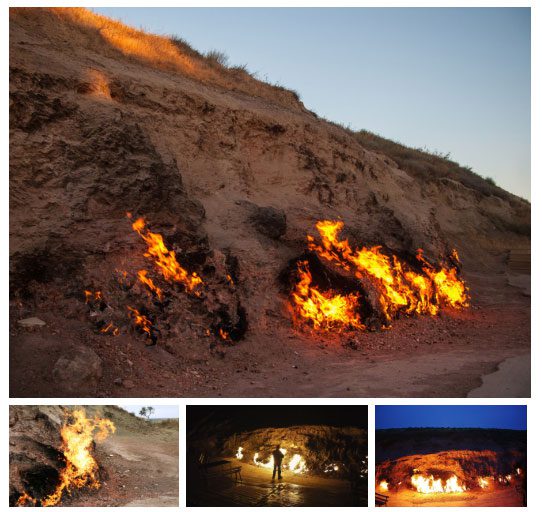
[52, 345, 102, 394]
[250, 206, 287, 240]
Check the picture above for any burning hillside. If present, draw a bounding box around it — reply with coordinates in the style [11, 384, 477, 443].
[9, 405, 179, 507]
[285, 220, 468, 333]
[191, 424, 367, 479]
[9, 8, 530, 398]
[187, 406, 368, 506]
[375, 428, 526, 507]
[10, 407, 115, 507]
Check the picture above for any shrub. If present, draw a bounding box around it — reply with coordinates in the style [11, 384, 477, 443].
[170, 35, 205, 60]
[353, 130, 518, 201]
[205, 50, 229, 68]
[484, 176, 496, 186]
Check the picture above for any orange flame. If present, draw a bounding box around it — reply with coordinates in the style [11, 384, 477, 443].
[115, 269, 131, 288]
[131, 216, 203, 294]
[137, 269, 163, 301]
[293, 220, 469, 330]
[84, 290, 103, 304]
[478, 476, 490, 489]
[99, 322, 119, 336]
[218, 328, 230, 340]
[292, 260, 364, 332]
[21, 409, 116, 507]
[16, 493, 37, 506]
[127, 306, 152, 338]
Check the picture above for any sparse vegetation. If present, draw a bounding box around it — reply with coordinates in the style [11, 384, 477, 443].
[484, 176, 497, 186]
[353, 130, 525, 202]
[30, 8, 303, 110]
[139, 406, 155, 420]
[169, 35, 205, 60]
[156, 418, 180, 429]
[205, 50, 229, 68]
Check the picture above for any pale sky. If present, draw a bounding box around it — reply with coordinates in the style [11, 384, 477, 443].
[120, 405, 179, 418]
[93, 7, 531, 200]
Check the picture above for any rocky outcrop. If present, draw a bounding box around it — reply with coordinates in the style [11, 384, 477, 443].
[10, 406, 66, 505]
[375, 428, 527, 491]
[191, 424, 367, 477]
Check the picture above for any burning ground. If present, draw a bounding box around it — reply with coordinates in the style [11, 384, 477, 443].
[187, 406, 367, 506]
[9, 8, 530, 398]
[375, 428, 526, 507]
[9, 405, 179, 507]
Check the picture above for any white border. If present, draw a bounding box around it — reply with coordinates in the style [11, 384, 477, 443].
[4, 0, 536, 510]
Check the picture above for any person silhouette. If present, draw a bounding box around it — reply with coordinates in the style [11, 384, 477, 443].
[272, 445, 284, 480]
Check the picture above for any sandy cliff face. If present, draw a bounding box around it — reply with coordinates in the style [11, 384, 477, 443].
[9, 8, 528, 287]
[190, 424, 367, 476]
[9, 406, 66, 503]
[9, 8, 530, 398]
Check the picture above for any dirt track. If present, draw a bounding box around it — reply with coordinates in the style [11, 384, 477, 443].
[63, 428, 179, 507]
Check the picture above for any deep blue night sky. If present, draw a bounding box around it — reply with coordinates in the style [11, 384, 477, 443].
[376, 405, 526, 430]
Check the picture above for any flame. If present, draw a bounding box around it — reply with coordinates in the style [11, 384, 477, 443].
[99, 322, 119, 336]
[253, 452, 274, 469]
[19, 409, 116, 507]
[252, 449, 306, 474]
[379, 480, 389, 491]
[288, 453, 307, 474]
[131, 216, 203, 295]
[127, 306, 152, 339]
[292, 220, 469, 330]
[218, 328, 229, 340]
[236, 447, 244, 460]
[411, 474, 466, 494]
[115, 268, 133, 290]
[84, 290, 103, 304]
[16, 493, 37, 506]
[137, 269, 163, 300]
[451, 248, 461, 264]
[478, 477, 490, 489]
[292, 260, 364, 332]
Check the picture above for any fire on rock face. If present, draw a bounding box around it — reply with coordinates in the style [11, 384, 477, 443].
[16, 409, 115, 507]
[289, 220, 469, 333]
[187, 405, 368, 507]
[80, 213, 247, 347]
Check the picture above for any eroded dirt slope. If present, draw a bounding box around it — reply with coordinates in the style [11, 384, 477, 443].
[9, 8, 530, 398]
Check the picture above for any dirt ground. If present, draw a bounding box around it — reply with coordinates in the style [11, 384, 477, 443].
[60, 424, 179, 507]
[10, 268, 530, 398]
[188, 459, 364, 507]
[383, 487, 524, 507]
